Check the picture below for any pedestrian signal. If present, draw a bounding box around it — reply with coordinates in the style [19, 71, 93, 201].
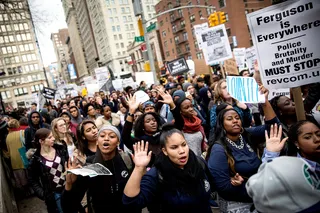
[138, 19, 144, 36]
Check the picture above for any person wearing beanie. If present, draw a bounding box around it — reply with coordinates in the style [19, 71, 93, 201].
[61, 124, 138, 213]
[246, 157, 320, 213]
[60, 111, 77, 136]
[182, 82, 192, 92]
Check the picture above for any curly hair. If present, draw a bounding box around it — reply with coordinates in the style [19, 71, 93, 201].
[134, 112, 161, 138]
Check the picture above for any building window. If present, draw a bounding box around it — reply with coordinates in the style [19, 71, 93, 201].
[162, 30, 166, 37]
[183, 32, 188, 41]
[166, 51, 170, 57]
[226, 28, 231, 37]
[123, 16, 127, 22]
[164, 41, 168, 48]
[112, 26, 116, 32]
[190, 15, 195, 23]
[198, 10, 202, 18]
[172, 49, 174, 54]
[174, 36, 179, 44]
[196, 52, 203, 59]
[219, 0, 226, 8]
[117, 25, 121, 31]
[185, 44, 190, 51]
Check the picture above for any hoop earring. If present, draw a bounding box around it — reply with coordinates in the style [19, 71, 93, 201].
[240, 127, 244, 134]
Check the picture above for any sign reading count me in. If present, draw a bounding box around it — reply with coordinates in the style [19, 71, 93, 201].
[166, 57, 190, 76]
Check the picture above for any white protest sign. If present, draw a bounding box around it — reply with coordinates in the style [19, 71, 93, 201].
[247, 0, 320, 89]
[227, 76, 265, 103]
[86, 84, 99, 97]
[95, 67, 110, 90]
[135, 72, 154, 85]
[194, 22, 209, 50]
[112, 79, 123, 91]
[186, 60, 195, 76]
[197, 24, 233, 65]
[134, 90, 150, 104]
[268, 88, 291, 100]
[83, 76, 97, 87]
[233, 48, 246, 70]
[245, 46, 258, 73]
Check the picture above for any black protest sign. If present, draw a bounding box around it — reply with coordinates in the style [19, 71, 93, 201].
[166, 58, 189, 76]
[42, 87, 56, 99]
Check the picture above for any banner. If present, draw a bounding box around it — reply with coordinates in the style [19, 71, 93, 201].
[166, 58, 189, 76]
[42, 87, 56, 99]
[224, 58, 239, 75]
[227, 76, 265, 103]
[245, 46, 258, 73]
[233, 48, 246, 70]
[197, 24, 233, 65]
[194, 22, 209, 50]
[67, 64, 77, 80]
[247, 0, 320, 89]
[95, 67, 110, 90]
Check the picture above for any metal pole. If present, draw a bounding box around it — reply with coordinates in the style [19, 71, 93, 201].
[140, 1, 157, 84]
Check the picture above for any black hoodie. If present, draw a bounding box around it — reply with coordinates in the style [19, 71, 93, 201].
[25, 111, 51, 150]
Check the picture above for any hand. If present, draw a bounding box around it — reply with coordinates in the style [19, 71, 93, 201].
[158, 90, 174, 105]
[132, 141, 152, 168]
[231, 173, 244, 186]
[65, 158, 81, 189]
[265, 124, 288, 152]
[259, 85, 269, 102]
[155, 85, 165, 93]
[125, 94, 140, 113]
[186, 94, 193, 101]
[254, 59, 259, 72]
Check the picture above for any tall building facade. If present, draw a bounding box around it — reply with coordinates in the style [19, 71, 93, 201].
[51, 29, 70, 85]
[62, 0, 89, 83]
[0, 0, 47, 109]
[155, 0, 272, 62]
[86, 0, 139, 79]
[73, 0, 99, 76]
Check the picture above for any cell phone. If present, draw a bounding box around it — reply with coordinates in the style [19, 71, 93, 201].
[185, 91, 190, 97]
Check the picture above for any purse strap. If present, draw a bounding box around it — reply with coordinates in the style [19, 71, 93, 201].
[19, 130, 25, 147]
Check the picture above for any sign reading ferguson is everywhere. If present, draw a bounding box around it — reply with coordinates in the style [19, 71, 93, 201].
[247, 0, 320, 89]
[166, 58, 189, 76]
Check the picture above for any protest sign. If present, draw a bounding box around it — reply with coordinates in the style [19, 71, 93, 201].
[227, 76, 265, 103]
[245, 46, 258, 73]
[247, 0, 320, 89]
[194, 59, 211, 75]
[112, 79, 123, 91]
[166, 57, 189, 76]
[42, 87, 56, 99]
[186, 60, 195, 76]
[197, 24, 233, 65]
[135, 72, 154, 85]
[37, 92, 46, 111]
[233, 48, 246, 70]
[95, 67, 110, 90]
[122, 77, 137, 89]
[83, 76, 97, 87]
[224, 58, 239, 75]
[194, 22, 209, 50]
[269, 88, 290, 100]
[86, 84, 99, 97]
[134, 90, 150, 104]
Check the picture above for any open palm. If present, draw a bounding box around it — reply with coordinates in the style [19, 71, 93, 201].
[265, 124, 288, 152]
[132, 141, 152, 168]
[158, 90, 173, 105]
[126, 94, 140, 112]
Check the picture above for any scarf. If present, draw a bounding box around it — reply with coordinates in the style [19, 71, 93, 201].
[154, 150, 205, 195]
[182, 115, 207, 151]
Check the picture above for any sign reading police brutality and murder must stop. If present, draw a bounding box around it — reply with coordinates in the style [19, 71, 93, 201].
[247, 0, 320, 89]
[166, 57, 189, 76]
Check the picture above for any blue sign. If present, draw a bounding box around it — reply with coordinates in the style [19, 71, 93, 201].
[68, 64, 77, 80]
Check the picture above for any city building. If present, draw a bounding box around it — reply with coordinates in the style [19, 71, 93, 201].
[51, 29, 70, 85]
[61, 0, 89, 83]
[73, 0, 99, 76]
[155, 0, 272, 62]
[0, 0, 48, 109]
[86, 0, 140, 79]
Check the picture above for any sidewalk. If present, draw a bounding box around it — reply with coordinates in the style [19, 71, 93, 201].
[17, 196, 46, 213]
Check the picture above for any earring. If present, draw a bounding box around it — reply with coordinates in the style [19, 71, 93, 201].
[296, 146, 300, 149]
[240, 127, 244, 134]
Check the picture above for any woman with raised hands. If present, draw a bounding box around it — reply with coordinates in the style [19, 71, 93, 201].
[123, 124, 214, 212]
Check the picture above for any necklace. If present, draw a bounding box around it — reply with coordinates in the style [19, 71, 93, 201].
[226, 135, 254, 152]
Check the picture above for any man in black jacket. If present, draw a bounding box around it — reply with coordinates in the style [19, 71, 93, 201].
[25, 111, 51, 150]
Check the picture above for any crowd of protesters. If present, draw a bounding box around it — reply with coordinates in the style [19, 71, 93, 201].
[0, 67, 319, 213]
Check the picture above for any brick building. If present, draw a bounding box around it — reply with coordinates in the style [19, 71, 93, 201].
[155, 0, 272, 62]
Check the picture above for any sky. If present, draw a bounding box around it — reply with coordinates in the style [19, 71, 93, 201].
[29, 0, 67, 67]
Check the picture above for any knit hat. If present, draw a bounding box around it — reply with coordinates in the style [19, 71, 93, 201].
[98, 125, 121, 140]
[182, 82, 192, 92]
[246, 156, 320, 213]
[143, 101, 155, 110]
[172, 90, 186, 100]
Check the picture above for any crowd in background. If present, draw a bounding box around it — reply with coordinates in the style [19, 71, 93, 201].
[0, 68, 319, 213]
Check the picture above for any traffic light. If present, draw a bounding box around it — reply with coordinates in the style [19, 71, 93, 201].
[208, 12, 219, 27]
[138, 18, 144, 36]
[218, 11, 227, 24]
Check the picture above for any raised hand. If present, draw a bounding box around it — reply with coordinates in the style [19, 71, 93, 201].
[231, 173, 244, 186]
[125, 94, 140, 113]
[265, 124, 288, 152]
[158, 90, 174, 105]
[132, 141, 152, 168]
[259, 85, 269, 102]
